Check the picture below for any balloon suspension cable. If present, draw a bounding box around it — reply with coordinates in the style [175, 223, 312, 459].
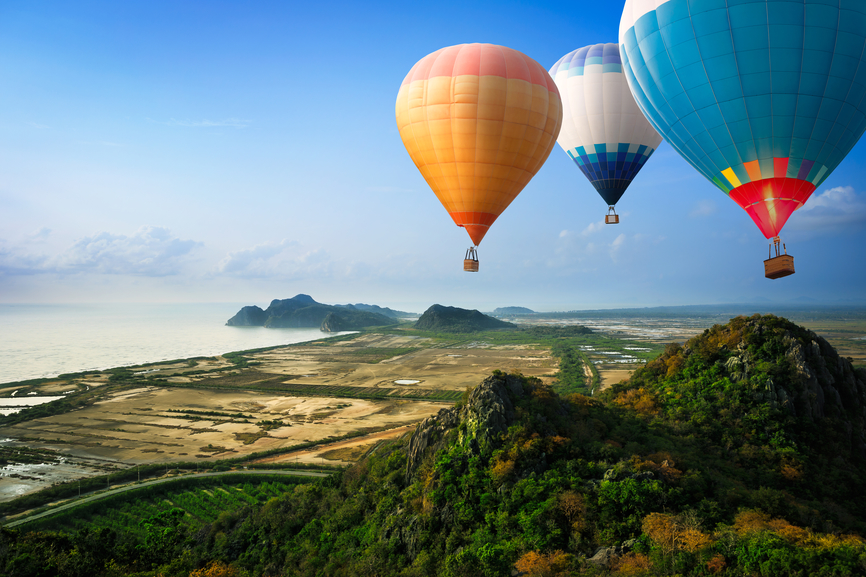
[764, 235, 795, 279]
[463, 246, 479, 272]
[608, 205, 617, 215]
[770, 236, 785, 258]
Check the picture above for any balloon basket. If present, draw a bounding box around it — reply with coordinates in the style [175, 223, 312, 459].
[464, 247, 479, 272]
[764, 237, 794, 279]
[605, 206, 619, 225]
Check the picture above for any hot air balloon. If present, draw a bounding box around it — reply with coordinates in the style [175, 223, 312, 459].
[395, 43, 563, 271]
[550, 43, 663, 224]
[620, 0, 866, 278]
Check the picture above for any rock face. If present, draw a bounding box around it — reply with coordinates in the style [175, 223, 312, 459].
[337, 303, 415, 319]
[406, 372, 525, 482]
[320, 310, 398, 332]
[493, 306, 535, 315]
[225, 306, 268, 327]
[413, 304, 515, 333]
[706, 316, 866, 460]
[225, 295, 399, 330]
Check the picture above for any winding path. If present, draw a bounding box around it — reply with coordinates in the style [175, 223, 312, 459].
[4, 469, 330, 528]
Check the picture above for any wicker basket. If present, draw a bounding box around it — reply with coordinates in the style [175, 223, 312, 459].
[764, 255, 795, 279]
[605, 214, 620, 224]
[464, 259, 479, 272]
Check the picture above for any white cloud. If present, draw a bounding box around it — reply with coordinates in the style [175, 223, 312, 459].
[788, 186, 866, 231]
[216, 239, 300, 275]
[690, 199, 717, 217]
[581, 220, 606, 236]
[57, 226, 201, 275]
[0, 246, 51, 275]
[610, 233, 626, 261]
[0, 226, 202, 276]
[27, 227, 52, 241]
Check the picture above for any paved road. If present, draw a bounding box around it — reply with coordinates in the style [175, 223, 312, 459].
[4, 469, 330, 528]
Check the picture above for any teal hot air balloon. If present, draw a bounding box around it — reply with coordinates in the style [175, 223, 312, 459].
[550, 43, 663, 224]
[620, 0, 866, 278]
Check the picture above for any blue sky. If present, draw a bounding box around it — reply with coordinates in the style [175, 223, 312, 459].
[1, 0, 864, 312]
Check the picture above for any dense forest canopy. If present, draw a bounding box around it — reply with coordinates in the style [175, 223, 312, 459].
[2, 314, 865, 576]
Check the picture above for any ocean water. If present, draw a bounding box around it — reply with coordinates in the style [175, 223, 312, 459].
[0, 303, 347, 385]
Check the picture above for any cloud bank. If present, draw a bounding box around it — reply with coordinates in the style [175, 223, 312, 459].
[0, 226, 201, 276]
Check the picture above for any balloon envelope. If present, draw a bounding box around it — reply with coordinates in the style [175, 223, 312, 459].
[550, 43, 662, 207]
[395, 43, 562, 246]
[620, 0, 866, 238]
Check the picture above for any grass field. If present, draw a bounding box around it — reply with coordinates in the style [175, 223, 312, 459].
[22, 475, 306, 534]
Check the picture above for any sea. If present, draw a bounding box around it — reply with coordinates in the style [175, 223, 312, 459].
[0, 303, 349, 385]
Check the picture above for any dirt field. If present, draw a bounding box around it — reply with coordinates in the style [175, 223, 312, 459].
[0, 333, 556, 500]
[0, 387, 444, 465]
[220, 333, 557, 391]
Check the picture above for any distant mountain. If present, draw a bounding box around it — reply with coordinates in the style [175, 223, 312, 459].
[414, 304, 515, 333]
[225, 294, 396, 330]
[493, 306, 535, 315]
[334, 303, 415, 319]
[320, 310, 402, 332]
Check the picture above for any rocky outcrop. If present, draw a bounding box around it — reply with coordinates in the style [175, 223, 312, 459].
[414, 304, 515, 333]
[225, 305, 268, 327]
[226, 295, 401, 330]
[717, 316, 866, 460]
[336, 303, 415, 319]
[493, 306, 535, 315]
[406, 372, 526, 482]
[587, 540, 638, 568]
[320, 310, 397, 332]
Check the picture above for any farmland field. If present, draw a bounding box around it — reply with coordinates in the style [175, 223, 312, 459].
[21, 474, 306, 534]
[3, 307, 863, 506]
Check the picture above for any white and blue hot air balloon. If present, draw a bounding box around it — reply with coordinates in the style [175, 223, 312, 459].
[550, 43, 663, 223]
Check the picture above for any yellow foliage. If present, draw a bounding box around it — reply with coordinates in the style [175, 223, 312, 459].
[681, 527, 713, 553]
[189, 561, 239, 577]
[557, 491, 587, 532]
[732, 509, 771, 535]
[780, 461, 803, 481]
[633, 453, 682, 482]
[642, 513, 679, 555]
[768, 518, 810, 545]
[514, 550, 572, 577]
[732, 510, 866, 551]
[642, 512, 713, 555]
[615, 388, 659, 416]
[664, 355, 685, 378]
[491, 457, 515, 484]
[706, 553, 727, 574]
[611, 552, 652, 575]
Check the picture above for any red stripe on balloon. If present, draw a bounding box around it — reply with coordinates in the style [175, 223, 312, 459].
[729, 178, 816, 238]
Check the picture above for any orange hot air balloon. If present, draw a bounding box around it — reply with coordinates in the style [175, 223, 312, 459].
[395, 43, 563, 271]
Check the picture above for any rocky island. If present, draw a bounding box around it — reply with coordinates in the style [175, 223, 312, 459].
[225, 294, 411, 331]
[414, 304, 516, 332]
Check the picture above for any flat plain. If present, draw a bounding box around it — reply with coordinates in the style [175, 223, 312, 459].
[2, 308, 863, 503]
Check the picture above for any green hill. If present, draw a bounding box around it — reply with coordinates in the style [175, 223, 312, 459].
[225, 294, 396, 329]
[4, 315, 865, 577]
[320, 309, 400, 332]
[414, 304, 515, 333]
